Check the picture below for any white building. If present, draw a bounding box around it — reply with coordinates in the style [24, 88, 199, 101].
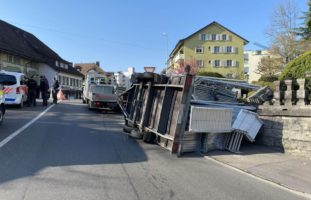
[114, 67, 135, 89]
[244, 50, 272, 83]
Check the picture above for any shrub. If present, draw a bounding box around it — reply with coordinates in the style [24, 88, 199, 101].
[197, 71, 225, 78]
[279, 51, 311, 80]
[258, 75, 279, 82]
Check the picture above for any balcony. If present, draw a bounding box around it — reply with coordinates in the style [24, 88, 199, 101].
[173, 53, 184, 63]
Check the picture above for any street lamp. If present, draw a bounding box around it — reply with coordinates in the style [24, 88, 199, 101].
[162, 33, 169, 75]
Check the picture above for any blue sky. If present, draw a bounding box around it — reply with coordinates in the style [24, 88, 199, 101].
[0, 0, 308, 73]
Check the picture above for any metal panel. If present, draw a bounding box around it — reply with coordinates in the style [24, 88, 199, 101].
[189, 106, 232, 133]
[232, 109, 263, 142]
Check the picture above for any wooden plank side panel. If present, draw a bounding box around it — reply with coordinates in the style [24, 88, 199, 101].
[167, 90, 182, 138]
[157, 87, 176, 134]
[154, 88, 165, 131]
[148, 89, 160, 128]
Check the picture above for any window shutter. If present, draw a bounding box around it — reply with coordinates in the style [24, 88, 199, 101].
[232, 46, 236, 53]
[222, 60, 226, 67]
[199, 34, 202, 40]
[216, 34, 220, 40]
[211, 46, 215, 53]
[223, 46, 227, 53]
[232, 60, 236, 67]
[226, 35, 230, 41]
[211, 60, 215, 67]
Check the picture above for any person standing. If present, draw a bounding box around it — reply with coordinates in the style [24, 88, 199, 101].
[40, 76, 49, 106]
[27, 76, 37, 107]
[52, 78, 59, 104]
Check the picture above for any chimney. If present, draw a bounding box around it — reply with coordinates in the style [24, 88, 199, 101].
[96, 61, 100, 67]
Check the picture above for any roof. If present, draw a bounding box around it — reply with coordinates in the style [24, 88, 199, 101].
[74, 63, 105, 76]
[0, 20, 83, 77]
[170, 21, 249, 57]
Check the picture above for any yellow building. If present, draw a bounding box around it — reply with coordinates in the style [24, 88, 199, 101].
[168, 21, 248, 79]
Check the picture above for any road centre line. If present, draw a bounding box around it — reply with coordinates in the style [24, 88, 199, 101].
[0, 104, 55, 149]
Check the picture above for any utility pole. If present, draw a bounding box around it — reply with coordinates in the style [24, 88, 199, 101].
[162, 33, 169, 75]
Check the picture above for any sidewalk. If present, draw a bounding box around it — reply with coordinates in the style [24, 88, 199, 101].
[205, 144, 311, 195]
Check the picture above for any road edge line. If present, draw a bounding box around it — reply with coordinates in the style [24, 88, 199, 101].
[0, 104, 55, 149]
[204, 156, 311, 200]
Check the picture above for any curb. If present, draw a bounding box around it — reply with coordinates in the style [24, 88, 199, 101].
[204, 155, 311, 200]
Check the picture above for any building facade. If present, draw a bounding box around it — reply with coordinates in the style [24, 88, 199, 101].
[0, 20, 83, 98]
[114, 67, 135, 89]
[244, 50, 272, 83]
[168, 21, 248, 79]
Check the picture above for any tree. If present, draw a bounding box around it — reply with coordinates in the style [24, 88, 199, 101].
[266, 0, 301, 65]
[256, 56, 282, 76]
[279, 51, 311, 80]
[173, 59, 198, 75]
[297, 0, 311, 40]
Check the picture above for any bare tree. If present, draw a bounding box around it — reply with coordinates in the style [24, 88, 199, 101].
[256, 56, 282, 76]
[266, 0, 301, 66]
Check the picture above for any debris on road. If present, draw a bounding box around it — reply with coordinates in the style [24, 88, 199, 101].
[118, 70, 264, 156]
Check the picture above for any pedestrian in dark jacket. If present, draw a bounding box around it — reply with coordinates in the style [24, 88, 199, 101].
[40, 76, 49, 106]
[52, 78, 59, 104]
[27, 76, 37, 107]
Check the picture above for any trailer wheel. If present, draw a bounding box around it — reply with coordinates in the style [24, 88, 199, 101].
[123, 125, 133, 133]
[143, 132, 156, 143]
[130, 130, 143, 139]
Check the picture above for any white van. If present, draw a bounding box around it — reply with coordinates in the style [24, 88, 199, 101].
[0, 71, 28, 108]
[0, 73, 16, 125]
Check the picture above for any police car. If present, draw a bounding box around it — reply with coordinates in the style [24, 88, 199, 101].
[0, 73, 16, 125]
[0, 71, 28, 108]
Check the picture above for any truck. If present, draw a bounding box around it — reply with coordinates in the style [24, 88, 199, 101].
[82, 70, 118, 111]
[0, 72, 17, 125]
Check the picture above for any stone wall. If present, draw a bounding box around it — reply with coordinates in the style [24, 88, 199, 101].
[257, 78, 311, 159]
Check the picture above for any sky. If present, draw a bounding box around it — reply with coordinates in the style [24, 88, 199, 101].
[0, 0, 308, 73]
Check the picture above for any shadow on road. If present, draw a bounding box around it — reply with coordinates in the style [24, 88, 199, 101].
[0, 101, 148, 185]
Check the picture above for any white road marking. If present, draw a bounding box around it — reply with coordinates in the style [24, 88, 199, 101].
[0, 104, 55, 149]
[204, 156, 311, 200]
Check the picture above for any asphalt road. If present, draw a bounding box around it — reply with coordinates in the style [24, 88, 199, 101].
[0, 100, 308, 200]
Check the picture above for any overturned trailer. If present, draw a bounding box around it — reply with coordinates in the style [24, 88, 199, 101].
[118, 70, 263, 156]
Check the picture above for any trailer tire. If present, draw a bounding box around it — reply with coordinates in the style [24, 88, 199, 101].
[143, 132, 155, 143]
[123, 125, 133, 133]
[130, 130, 143, 139]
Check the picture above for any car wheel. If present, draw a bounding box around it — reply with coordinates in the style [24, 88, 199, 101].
[19, 98, 24, 108]
[0, 108, 4, 126]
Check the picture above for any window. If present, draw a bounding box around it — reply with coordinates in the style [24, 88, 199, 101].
[213, 46, 220, 53]
[58, 75, 62, 84]
[211, 34, 216, 40]
[222, 34, 227, 41]
[13, 56, 21, 65]
[55, 61, 59, 67]
[7, 55, 13, 63]
[199, 34, 206, 41]
[195, 47, 204, 54]
[226, 46, 232, 53]
[196, 60, 204, 68]
[64, 64, 68, 69]
[227, 60, 232, 67]
[212, 60, 220, 67]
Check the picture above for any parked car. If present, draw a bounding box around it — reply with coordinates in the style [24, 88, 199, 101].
[0, 73, 16, 125]
[0, 71, 28, 108]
